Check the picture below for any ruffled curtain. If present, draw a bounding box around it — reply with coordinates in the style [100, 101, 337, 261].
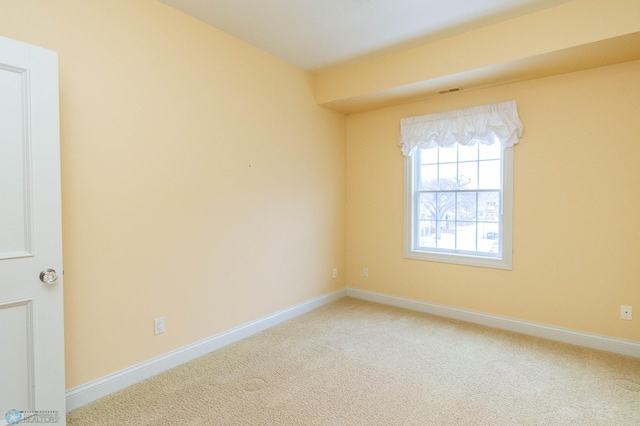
[398, 100, 524, 157]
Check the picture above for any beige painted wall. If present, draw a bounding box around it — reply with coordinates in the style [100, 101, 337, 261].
[2, 0, 638, 395]
[0, 0, 346, 389]
[346, 60, 640, 342]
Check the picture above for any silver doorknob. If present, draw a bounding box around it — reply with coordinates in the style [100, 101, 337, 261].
[39, 269, 58, 285]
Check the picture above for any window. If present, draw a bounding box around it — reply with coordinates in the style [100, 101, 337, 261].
[399, 101, 523, 270]
[404, 142, 513, 269]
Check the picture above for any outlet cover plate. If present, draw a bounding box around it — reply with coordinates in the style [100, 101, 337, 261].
[154, 317, 165, 334]
[620, 305, 632, 320]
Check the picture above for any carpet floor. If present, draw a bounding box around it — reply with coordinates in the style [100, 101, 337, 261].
[68, 297, 640, 425]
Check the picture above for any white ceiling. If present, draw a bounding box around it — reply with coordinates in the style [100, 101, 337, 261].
[159, 0, 572, 72]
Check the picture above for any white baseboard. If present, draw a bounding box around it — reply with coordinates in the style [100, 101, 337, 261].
[346, 287, 640, 358]
[66, 286, 639, 412]
[65, 288, 347, 412]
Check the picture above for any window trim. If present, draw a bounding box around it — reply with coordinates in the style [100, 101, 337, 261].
[403, 146, 513, 270]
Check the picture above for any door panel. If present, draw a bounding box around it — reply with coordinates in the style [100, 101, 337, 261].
[0, 300, 34, 411]
[0, 65, 32, 259]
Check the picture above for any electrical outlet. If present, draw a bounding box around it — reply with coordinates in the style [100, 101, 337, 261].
[620, 305, 632, 320]
[363, 267, 369, 278]
[154, 317, 165, 334]
[333, 268, 338, 278]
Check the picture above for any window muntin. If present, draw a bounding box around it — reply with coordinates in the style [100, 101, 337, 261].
[405, 141, 513, 270]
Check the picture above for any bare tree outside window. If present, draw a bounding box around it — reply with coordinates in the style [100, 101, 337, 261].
[415, 144, 501, 254]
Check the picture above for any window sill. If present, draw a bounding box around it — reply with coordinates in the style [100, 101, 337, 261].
[404, 248, 512, 270]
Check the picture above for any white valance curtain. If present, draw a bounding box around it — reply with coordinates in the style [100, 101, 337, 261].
[398, 100, 524, 157]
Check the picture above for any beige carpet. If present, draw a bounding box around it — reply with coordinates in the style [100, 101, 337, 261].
[68, 297, 640, 425]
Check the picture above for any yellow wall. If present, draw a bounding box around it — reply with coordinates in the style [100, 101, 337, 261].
[0, 0, 346, 389]
[1, 0, 638, 394]
[346, 60, 640, 342]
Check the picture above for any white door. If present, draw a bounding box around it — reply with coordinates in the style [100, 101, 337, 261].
[0, 36, 65, 425]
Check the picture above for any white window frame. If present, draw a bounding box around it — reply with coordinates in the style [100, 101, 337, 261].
[404, 146, 513, 270]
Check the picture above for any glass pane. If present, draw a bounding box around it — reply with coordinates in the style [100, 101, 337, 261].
[435, 221, 455, 249]
[418, 193, 437, 220]
[458, 143, 478, 162]
[417, 220, 436, 248]
[458, 161, 478, 189]
[457, 193, 477, 221]
[420, 148, 438, 165]
[479, 142, 502, 160]
[439, 145, 457, 163]
[420, 165, 438, 190]
[478, 160, 501, 189]
[478, 223, 500, 254]
[478, 192, 500, 222]
[456, 222, 476, 251]
[437, 192, 456, 222]
[439, 163, 457, 189]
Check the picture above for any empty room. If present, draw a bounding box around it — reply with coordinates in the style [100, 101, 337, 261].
[1, 0, 639, 424]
